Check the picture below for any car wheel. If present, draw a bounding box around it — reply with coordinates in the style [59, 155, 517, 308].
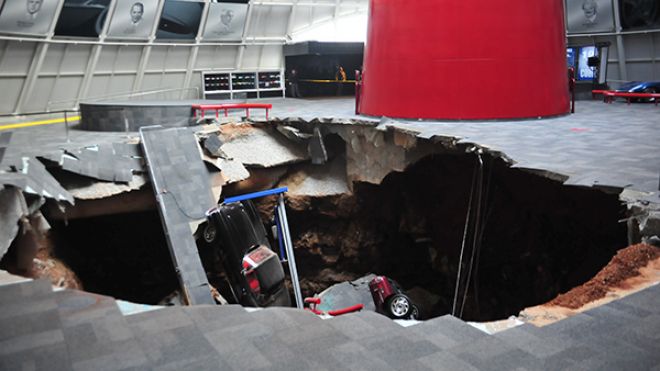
[643, 88, 657, 103]
[386, 294, 413, 319]
[409, 305, 420, 320]
[203, 224, 217, 243]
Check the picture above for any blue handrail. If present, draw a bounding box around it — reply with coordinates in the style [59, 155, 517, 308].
[222, 187, 289, 204]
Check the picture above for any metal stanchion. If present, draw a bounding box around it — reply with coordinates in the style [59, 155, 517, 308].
[277, 193, 304, 309]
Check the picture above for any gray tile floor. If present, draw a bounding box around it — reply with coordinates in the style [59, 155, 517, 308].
[1, 98, 659, 369]
[2, 98, 658, 201]
[262, 97, 660, 197]
[0, 279, 658, 370]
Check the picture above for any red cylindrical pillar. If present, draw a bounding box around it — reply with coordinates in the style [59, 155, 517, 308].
[360, 0, 569, 120]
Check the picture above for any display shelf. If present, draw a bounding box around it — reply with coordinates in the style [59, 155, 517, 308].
[202, 70, 285, 99]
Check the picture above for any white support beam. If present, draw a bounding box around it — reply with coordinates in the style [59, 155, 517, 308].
[45, 43, 70, 111]
[236, 1, 257, 70]
[612, 0, 628, 81]
[13, 0, 65, 114]
[134, 0, 166, 92]
[183, 1, 210, 99]
[286, 0, 299, 39]
[14, 43, 49, 114]
[75, 0, 117, 107]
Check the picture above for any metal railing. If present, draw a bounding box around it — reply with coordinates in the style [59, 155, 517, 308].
[46, 87, 200, 112]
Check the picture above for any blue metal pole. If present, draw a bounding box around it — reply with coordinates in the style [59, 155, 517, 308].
[223, 187, 289, 204]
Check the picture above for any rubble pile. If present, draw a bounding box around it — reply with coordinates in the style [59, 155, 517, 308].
[549, 243, 660, 309]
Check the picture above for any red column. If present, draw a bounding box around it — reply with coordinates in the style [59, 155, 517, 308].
[360, 0, 570, 120]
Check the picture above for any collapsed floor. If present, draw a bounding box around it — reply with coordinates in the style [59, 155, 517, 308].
[0, 119, 655, 323]
[256, 153, 629, 321]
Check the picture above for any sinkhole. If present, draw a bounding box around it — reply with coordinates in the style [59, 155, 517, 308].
[11, 139, 629, 322]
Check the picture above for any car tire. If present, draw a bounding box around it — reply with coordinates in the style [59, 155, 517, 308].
[385, 294, 413, 319]
[203, 224, 217, 243]
[410, 305, 420, 320]
[644, 88, 657, 103]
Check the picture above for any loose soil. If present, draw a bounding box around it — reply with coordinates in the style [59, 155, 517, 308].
[548, 243, 659, 309]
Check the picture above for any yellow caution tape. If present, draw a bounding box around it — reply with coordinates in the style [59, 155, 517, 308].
[300, 79, 357, 83]
[0, 115, 81, 131]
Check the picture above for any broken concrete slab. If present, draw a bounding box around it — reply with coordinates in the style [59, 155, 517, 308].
[219, 125, 308, 168]
[57, 174, 148, 200]
[0, 187, 25, 259]
[278, 156, 350, 197]
[140, 126, 215, 305]
[203, 134, 225, 157]
[308, 127, 328, 165]
[2, 157, 74, 205]
[276, 125, 313, 143]
[317, 274, 377, 313]
[57, 143, 141, 183]
[0, 132, 12, 168]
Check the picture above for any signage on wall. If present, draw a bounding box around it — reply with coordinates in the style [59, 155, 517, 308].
[0, 0, 61, 36]
[566, 0, 615, 33]
[577, 46, 597, 81]
[54, 0, 111, 38]
[156, 0, 204, 40]
[106, 0, 160, 40]
[202, 2, 248, 42]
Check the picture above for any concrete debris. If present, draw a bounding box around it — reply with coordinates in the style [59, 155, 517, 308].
[225, 167, 288, 196]
[58, 173, 148, 200]
[52, 143, 143, 183]
[276, 125, 313, 142]
[639, 211, 660, 237]
[278, 156, 350, 197]
[308, 127, 328, 165]
[140, 126, 216, 305]
[203, 134, 226, 157]
[220, 126, 308, 168]
[0, 187, 26, 259]
[2, 157, 74, 205]
[317, 274, 377, 313]
[217, 158, 250, 184]
[45, 188, 156, 220]
[0, 131, 12, 166]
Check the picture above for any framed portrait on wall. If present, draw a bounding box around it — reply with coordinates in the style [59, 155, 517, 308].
[106, 0, 160, 40]
[566, 0, 615, 33]
[202, 2, 248, 42]
[0, 0, 62, 36]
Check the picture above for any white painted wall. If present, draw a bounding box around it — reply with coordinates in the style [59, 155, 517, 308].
[0, 0, 369, 115]
[0, 0, 657, 115]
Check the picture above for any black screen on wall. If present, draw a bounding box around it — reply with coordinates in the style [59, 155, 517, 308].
[55, 0, 111, 38]
[620, 0, 660, 29]
[156, 0, 204, 40]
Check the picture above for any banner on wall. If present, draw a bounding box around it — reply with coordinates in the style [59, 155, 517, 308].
[577, 46, 597, 80]
[0, 0, 61, 36]
[566, 0, 615, 33]
[156, 0, 204, 40]
[106, 0, 159, 40]
[55, 0, 111, 38]
[202, 2, 248, 41]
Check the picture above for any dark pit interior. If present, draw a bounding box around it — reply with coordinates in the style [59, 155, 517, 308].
[28, 151, 629, 321]
[50, 211, 179, 305]
[274, 153, 629, 321]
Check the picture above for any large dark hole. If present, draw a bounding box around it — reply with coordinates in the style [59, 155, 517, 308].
[50, 211, 179, 304]
[281, 153, 628, 321]
[43, 151, 628, 322]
